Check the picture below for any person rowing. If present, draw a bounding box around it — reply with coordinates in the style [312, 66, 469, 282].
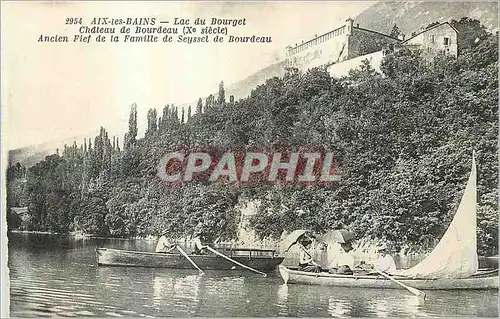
[376, 244, 397, 274]
[155, 229, 176, 253]
[191, 223, 209, 255]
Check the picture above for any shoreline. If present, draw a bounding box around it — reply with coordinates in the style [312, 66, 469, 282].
[8, 229, 159, 241]
[7, 229, 498, 269]
[7, 229, 498, 258]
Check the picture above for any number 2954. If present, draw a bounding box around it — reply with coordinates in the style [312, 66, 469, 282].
[65, 18, 83, 25]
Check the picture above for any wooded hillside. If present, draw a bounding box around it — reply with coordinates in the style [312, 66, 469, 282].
[7, 19, 498, 255]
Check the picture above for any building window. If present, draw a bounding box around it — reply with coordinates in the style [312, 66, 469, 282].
[444, 37, 451, 46]
[431, 35, 435, 43]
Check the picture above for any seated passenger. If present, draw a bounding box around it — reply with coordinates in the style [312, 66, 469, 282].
[329, 242, 354, 275]
[354, 260, 375, 274]
[298, 238, 321, 273]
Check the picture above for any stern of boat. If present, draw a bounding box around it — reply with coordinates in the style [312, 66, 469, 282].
[95, 247, 104, 266]
[279, 265, 290, 284]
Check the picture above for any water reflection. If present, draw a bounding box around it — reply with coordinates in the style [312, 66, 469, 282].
[152, 275, 174, 308]
[152, 272, 202, 315]
[374, 296, 389, 318]
[276, 284, 289, 316]
[327, 296, 351, 317]
[203, 274, 246, 316]
[400, 295, 427, 317]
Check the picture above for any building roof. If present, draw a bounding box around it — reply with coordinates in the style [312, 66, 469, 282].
[290, 24, 347, 50]
[287, 22, 398, 52]
[354, 26, 402, 42]
[402, 22, 459, 44]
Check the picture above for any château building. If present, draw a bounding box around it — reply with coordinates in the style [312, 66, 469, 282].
[401, 22, 458, 60]
[285, 19, 459, 78]
[286, 18, 400, 70]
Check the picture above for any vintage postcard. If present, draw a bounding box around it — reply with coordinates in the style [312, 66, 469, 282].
[1, 1, 498, 318]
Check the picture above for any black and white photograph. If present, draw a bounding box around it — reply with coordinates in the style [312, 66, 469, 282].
[1, 1, 498, 317]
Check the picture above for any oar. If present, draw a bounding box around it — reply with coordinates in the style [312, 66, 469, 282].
[176, 245, 204, 274]
[378, 271, 426, 299]
[205, 245, 267, 277]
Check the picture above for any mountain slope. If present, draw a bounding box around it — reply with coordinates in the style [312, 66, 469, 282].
[355, 1, 498, 36]
[225, 60, 288, 100]
[8, 134, 91, 167]
[178, 60, 288, 110]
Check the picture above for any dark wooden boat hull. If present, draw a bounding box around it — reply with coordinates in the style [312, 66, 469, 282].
[279, 265, 499, 290]
[480, 255, 499, 269]
[96, 248, 284, 272]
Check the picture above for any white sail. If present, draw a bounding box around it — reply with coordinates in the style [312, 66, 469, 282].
[401, 153, 478, 279]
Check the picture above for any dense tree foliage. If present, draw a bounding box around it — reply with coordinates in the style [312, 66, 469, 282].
[450, 17, 490, 53]
[389, 24, 401, 39]
[6, 19, 498, 255]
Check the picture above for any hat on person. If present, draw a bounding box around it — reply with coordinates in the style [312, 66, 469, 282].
[377, 244, 388, 251]
[341, 241, 353, 252]
[299, 235, 313, 246]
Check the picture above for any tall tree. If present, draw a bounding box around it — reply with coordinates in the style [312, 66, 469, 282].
[197, 98, 203, 114]
[102, 130, 112, 173]
[217, 81, 226, 105]
[451, 17, 490, 53]
[124, 103, 138, 150]
[146, 108, 158, 136]
[158, 105, 170, 130]
[174, 106, 179, 122]
[205, 94, 214, 110]
[390, 24, 401, 39]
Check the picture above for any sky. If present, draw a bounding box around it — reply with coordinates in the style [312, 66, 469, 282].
[1, 1, 374, 150]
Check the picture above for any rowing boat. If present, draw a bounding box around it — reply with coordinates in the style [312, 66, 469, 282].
[278, 265, 498, 290]
[279, 153, 499, 290]
[96, 247, 284, 272]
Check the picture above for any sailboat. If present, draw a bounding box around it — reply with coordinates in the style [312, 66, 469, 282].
[279, 153, 499, 289]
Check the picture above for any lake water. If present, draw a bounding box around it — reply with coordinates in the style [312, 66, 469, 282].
[7, 233, 498, 317]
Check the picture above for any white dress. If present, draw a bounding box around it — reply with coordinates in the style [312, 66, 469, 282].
[155, 235, 174, 253]
[378, 254, 397, 273]
[336, 251, 355, 268]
